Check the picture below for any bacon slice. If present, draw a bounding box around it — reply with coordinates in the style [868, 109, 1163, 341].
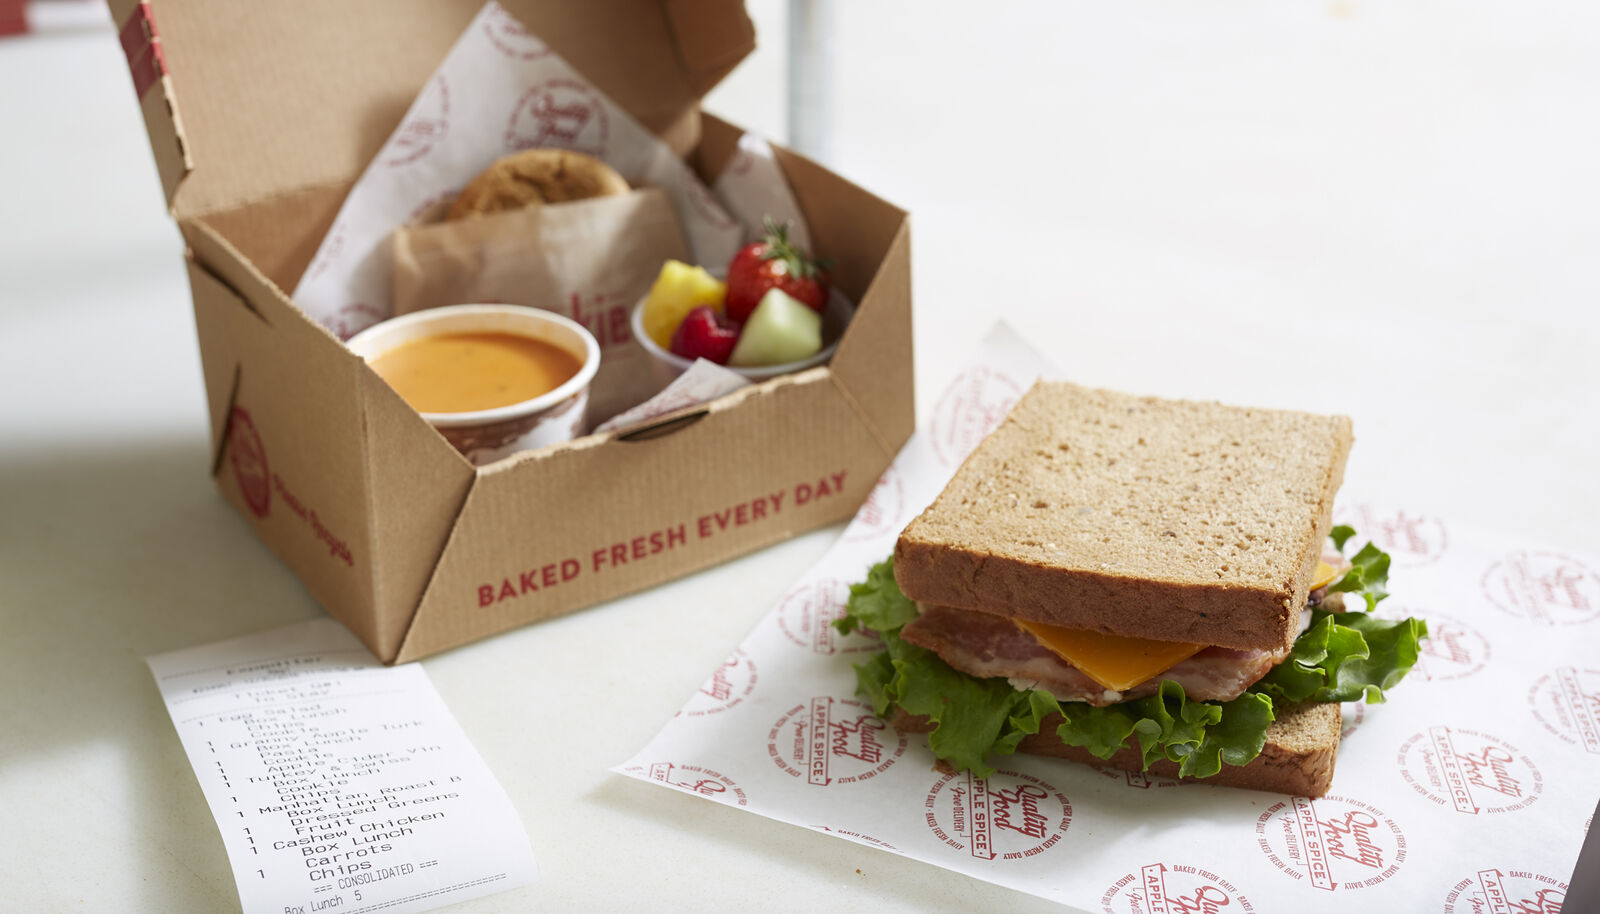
[899, 604, 1291, 707]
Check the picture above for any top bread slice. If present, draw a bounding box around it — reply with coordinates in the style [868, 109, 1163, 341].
[895, 382, 1352, 652]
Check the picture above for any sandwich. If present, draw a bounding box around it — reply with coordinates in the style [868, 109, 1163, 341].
[835, 382, 1427, 796]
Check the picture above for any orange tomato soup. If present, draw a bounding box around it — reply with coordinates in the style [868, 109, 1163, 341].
[369, 331, 582, 413]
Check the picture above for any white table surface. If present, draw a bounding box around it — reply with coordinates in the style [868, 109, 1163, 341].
[2, 3, 1597, 912]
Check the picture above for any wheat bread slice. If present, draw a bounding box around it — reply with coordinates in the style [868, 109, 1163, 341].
[889, 700, 1341, 796]
[895, 382, 1353, 652]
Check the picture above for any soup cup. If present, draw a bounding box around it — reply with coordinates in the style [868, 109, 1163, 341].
[347, 304, 601, 465]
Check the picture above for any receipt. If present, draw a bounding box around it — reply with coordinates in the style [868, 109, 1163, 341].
[147, 619, 537, 914]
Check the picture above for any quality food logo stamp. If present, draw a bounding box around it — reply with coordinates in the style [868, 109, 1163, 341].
[1100, 863, 1255, 914]
[766, 697, 906, 786]
[1527, 666, 1600, 754]
[923, 768, 1072, 861]
[1481, 550, 1600, 626]
[844, 467, 905, 543]
[228, 407, 271, 519]
[1397, 726, 1543, 814]
[777, 578, 879, 655]
[632, 761, 748, 807]
[504, 78, 609, 156]
[1442, 868, 1567, 914]
[930, 367, 1023, 466]
[1254, 795, 1406, 892]
[480, 5, 551, 59]
[1407, 612, 1491, 682]
[677, 650, 758, 718]
[383, 74, 450, 167]
[1335, 504, 1449, 567]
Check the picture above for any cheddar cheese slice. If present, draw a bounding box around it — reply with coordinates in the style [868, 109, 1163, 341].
[1015, 620, 1205, 692]
[1310, 560, 1340, 592]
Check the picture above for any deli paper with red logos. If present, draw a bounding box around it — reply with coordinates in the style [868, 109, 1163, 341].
[616, 323, 1596, 913]
[292, 2, 801, 343]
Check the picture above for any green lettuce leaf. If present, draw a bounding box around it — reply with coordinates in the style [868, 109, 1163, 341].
[1256, 610, 1428, 704]
[1328, 541, 1390, 612]
[834, 558, 918, 636]
[1329, 524, 1358, 553]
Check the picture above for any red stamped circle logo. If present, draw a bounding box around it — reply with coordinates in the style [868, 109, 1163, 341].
[1334, 504, 1449, 567]
[1527, 666, 1600, 754]
[228, 407, 270, 519]
[632, 761, 748, 807]
[504, 79, 609, 156]
[929, 367, 1023, 466]
[812, 825, 898, 851]
[480, 6, 550, 59]
[1482, 551, 1600, 626]
[1408, 611, 1491, 681]
[844, 467, 906, 543]
[777, 578, 880, 655]
[1341, 701, 1366, 739]
[1443, 868, 1567, 913]
[677, 650, 758, 718]
[1255, 795, 1406, 892]
[1397, 726, 1543, 814]
[1100, 863, 1255, 914]
[766, 697, 906, 786]
[923, 768, 1072, 861]
[384, 74, 450, 168]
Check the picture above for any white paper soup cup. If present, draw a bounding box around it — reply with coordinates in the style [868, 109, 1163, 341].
[347, 305, 601, 465]
[631, 286, 854, 390]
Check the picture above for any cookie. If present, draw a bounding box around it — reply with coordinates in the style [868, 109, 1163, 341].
[446, 149, 630, 221]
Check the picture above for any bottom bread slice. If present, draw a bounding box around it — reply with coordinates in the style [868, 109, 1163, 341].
[889, 700, 1341, 796]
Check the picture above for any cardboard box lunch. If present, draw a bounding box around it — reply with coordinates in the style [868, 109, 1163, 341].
[113, 0, 914, 663]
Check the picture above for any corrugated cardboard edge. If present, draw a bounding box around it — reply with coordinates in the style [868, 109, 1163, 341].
[110, 0, 192, 207]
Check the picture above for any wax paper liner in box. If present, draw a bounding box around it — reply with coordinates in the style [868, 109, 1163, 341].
[615, 322, 1599, 913]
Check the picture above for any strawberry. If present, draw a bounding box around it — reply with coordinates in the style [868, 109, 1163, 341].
[724, 218, 830, 323]
[669, 305, 741, 364]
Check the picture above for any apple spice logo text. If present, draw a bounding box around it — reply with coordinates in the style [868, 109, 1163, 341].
[1254, 795, 1406, 892]
[777, 578, 880, 655]
[929, 367, 1023, 466]
[1442, 868, 1567, 914]
[1100, 863, 1255, 914]
[635, 762, 748, 807]
[1334, 504, 1449, 567]
[1481, 550, 1600, 626]
[480, 6, 551, 59]
[922, 769, 1072, 861]
[228, 408, 355, 567]
[383, 74, 450, 168]
[677, 651, 758, 718]
[1408, 612, 1491, 682]
[504, 78, 609, 156]
[844, 467, 906, 543]
[766, 697, 906, 786]
[1397, 726, 1543, 815]
[1527, 666, 1600, 754]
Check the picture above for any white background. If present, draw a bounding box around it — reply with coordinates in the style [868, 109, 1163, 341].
[1, 1, 1596, 912]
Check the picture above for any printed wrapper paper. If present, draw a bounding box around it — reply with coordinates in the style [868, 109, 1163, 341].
[616, 323, 1599, 914]
[293, 2, 805, 346]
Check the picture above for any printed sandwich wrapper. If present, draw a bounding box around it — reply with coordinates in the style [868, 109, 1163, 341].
[618, 324, 1598, 913]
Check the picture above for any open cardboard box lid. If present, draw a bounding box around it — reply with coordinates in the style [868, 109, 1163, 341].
[112, 0, 753, 261]
[112, 0, 915, 664]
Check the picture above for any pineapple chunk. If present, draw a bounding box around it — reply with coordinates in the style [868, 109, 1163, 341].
[641, 261, 726, 349]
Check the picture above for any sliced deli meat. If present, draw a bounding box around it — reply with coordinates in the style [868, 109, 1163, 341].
[899, 604, 1290, 706]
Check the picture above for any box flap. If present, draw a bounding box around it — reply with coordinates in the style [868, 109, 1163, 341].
[108, 0, 753, 219]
